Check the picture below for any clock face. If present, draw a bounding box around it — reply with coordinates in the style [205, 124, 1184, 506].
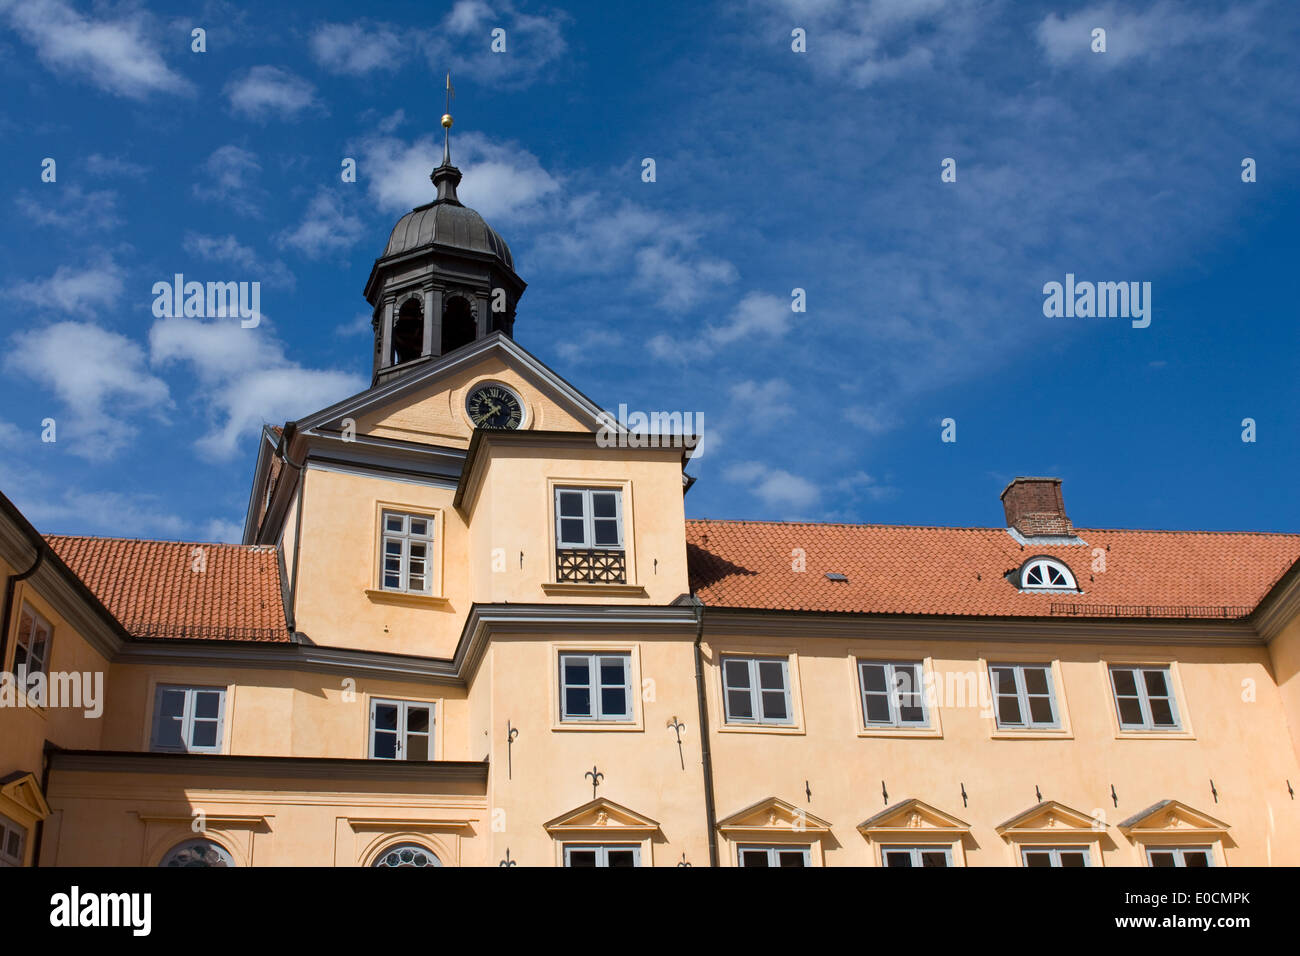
[466, 383, 524, 430]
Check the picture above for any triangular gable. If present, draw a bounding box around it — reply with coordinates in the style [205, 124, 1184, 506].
[996, 800, 1103, 835]
[297, 334, 615, 444]
[858, 798, 970, 835]
[0, 771, 51, 820]
[717, 796, 832, 833]
[543, 798, 660, 834]
[1118, 799, 1230, 835]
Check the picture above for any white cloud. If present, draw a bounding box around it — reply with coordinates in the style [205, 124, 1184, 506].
[430, 1, 569, 87]
[310, 21, 404, 75]
[1036, 2, 1251, 66]
[149, 316, 365, 459]
[6, 321, 171, 459]
[7, 257, 125, 311]
[335, 313, 373, 337]
[13, 185, 121, 232]
[728, 378, 797, 423]
[183, 232, 295, 289]
[225, 65, 318, 121]
[203, 516, 245, 543]
[193, 145, 265, 217]
[84, 153, 149, 178]
[277, 190, 365, 258]
[724, 460, 821, 512]
[0, 0, 193, 99]
[555, 327, 623, 364]
[705, 293, 790, 348]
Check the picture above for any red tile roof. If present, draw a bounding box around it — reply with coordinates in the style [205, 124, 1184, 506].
[45, 536, 291, 642]
[686, 520, 1300, 619]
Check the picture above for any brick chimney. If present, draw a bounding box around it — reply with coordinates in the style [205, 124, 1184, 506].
[1000, 477, 1074, 537]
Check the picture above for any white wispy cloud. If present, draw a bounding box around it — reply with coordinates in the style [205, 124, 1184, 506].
[0, 0, 193, 98]
[225, 65, 319, 121]
[13, 184, 121, 232]
[7, 256, 125, 311]
[183, 232, 296, 289]
[429, 0, 570, 87]
[277, 189, 365, 258]
[192, 145, 266, 218]
[724, 460, 821, 512]
[1036, 2, 1257, 66]
[84, 153, 150, 178]
[310, 21, 405, 74]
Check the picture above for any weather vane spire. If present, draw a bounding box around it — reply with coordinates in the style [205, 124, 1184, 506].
[441, 71, 455, 166]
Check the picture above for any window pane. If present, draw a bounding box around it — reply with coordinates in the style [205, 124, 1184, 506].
[1060, 851, 1088, 868]
[1143, 669, 1169, 697]
[606, 849, 637, 867]
[727, 690, 753, 720]
[757, 661, 786, 691]
[1148, 851, 1176, 867]
[563, 658, 590, 685]
[385, 514, 403, 532]
[4, 831, 19, 858]
[997, 696, 1022, 725]
[190, 720, 218, 748]
[898, 702, 925, 724]
[591, 493, 617, 518]
[723, 659, 752, 690]
[409, 542, 426, 560]
[406, 706, 430, 734]
[601, 686, 627, 717]
[1117, 697, 1144, 726]
[599, 658, 626, 686]
[777, 850, 807, 867]
[565, 687, 591, 717]
[374, 703, 398, 731]
[405, 734, 429, 761]
[739, 850, 770, 868]
[1183, 850, 1210, 868]
[567, 849, 597, 867]
[1148, 699, 1175, 726]
[385, 540, 402, 555]
[864, 693, 891, 723]
[558, 492, 585, 518]
[372, 730, 397, 759]
[559, 518, 585, 545]
[193, 692, 221, 719]
[592, 518, 620, 547]
[1023, 850, 1053, 867]
[383, 573, 401, 588]
[920, 851, 949, 868]
[1111, 669, 1138, 695]
[991, 668, 1017, 694]
[1028, 696, 1055, 724]
[1023, 667, 1050, 696]
[883, 850, 912, 867]
[408, 518, 428, 537]
[861, 664, 887, 693]
[760, 690, 788, 721]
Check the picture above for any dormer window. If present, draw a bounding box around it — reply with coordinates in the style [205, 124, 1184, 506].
[1019, 557, 1077, 591]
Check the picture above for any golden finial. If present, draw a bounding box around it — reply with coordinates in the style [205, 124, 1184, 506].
[441, 71, 455, 165]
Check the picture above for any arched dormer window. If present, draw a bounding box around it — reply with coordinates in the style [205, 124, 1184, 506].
[1019, 556, 1077, 591]
[441, 295, 476, 355]
[391, 296, 425, 365]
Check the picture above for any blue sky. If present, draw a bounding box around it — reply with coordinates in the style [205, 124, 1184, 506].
[0, 0, 1296, 541]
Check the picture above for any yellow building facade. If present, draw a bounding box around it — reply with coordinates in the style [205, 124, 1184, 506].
[3, 135, 1300, 868]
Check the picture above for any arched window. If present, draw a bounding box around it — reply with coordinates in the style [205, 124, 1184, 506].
[372, 843, 441, 868]
[441, 296, 476, 355]
[1020, 557, 1077, 591]
[391, 297, 425, 365]
[159, 838, 235, 867]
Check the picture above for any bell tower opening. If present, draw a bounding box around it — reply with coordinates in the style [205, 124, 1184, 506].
[391, 297, 424, 365]
[441, 296, 476, 355]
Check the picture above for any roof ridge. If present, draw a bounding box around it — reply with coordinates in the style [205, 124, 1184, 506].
[686, 518, 1299, 537]
[45, 533, 270, 550]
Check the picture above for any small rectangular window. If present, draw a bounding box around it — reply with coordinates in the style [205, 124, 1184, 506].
[1021, 846, 1090, 867]
[1109, 665, 1180, 731]
[859, 661, 928, 727]
[379, 510, 435, 594]
[554, 488, 624, 550]
[881, 846, 951, 867]
[13, 603, 53, 690]
[1146, 846, 1212, 867]
[559, 652, 632, 722]
[150, 685, 227, 753]
[0, 813, 25, 867]
[989, 663, 1059, 729]
[722, 657, 793, 725]
[369, 698, 435, 760]
[563, 844, 640, 867]
[737, 845, 810, 867]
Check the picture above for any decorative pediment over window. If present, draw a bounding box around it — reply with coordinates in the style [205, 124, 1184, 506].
[543, 798, 660, 835]
[0, 771, 51, 820]
[996, 800, 1104, 835]
[717, 796, 832, 834]
[1118, 800, 1229, 837]
[858, 798, 970, 837]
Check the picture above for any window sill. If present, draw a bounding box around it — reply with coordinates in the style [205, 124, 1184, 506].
[990, 728, 1073, 740]
[1114, 729, 1195, 741]
[541, 582, 648, 598]
[365, 589, 451, 608]
[857, 726, 942, 739]
[718, 723, 805, 736]
[552, 719, 645, 733]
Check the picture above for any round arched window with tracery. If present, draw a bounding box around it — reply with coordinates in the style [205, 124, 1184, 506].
[1020, 557, 1077, 591]
[159, 839, 234, 867]
[372, 843, 441, 868]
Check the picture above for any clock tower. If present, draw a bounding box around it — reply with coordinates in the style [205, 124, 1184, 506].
[363, 94, 527, 388]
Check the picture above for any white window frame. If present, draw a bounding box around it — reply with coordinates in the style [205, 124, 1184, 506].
[858, 660, 929, 727]
[368, 698, 436, 760]
[13, 602, 53, 685]
[1146, 846, 1214, 868]
[1020, 557, 1077, 591]
[0, 813, 25, 867]
[562, 844, 641, 867]
[379, 510, 435, 594]
[722, 656, 793, 725]
[881, 845, 952, 867]
[989, 663, 1060, 729]
[150, 685, 227, 753]
[559, 652, 633, 722]
[737, 844, 811, 867]
[1109, 665, 1181, 731]
[1020, 846, 1091, 867]
[554, 487, 624, 550]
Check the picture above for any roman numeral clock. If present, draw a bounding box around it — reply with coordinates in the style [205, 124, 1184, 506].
[466, 383, 524, 429]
